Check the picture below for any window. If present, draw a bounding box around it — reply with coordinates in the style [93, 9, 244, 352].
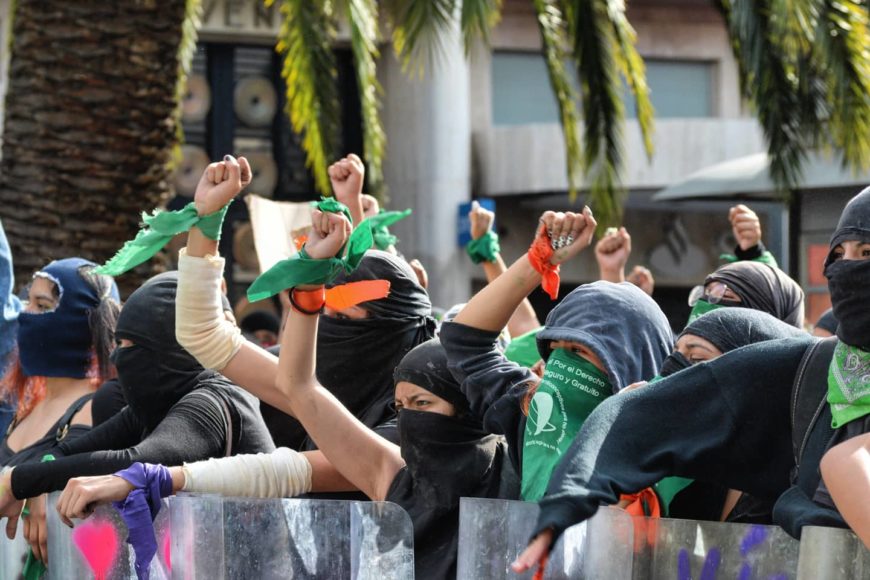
[491, 53, 714, 125]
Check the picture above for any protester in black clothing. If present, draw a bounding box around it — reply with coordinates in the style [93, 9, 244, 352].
[0, 271, 274, 539]
[173, 155, 434, 494]
[650, 308, 806, 522]
[440, 208, 673, 503]
[512, 185, 870, 575]
[266, 206, 519, 579]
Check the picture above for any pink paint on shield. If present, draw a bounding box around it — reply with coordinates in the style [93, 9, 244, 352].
[162, 528, 172, 570]
[72, 519, 119, 580]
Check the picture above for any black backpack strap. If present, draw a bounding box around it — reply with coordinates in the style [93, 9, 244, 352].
[790, 337, 837, 467]
[55, 393, 95, 442]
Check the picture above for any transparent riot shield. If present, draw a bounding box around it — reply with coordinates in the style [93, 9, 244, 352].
[0, 519, 30, 579]
[797, 526, 870, 579]
[456, 498, 634, 579]
[168, 495, 414, 580]
[636, 517, 800, 580]
[45, 491, 171, 580]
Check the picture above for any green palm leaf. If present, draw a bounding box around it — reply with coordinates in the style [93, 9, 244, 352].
[603, 0, 654, 158]
[718, 0, 810, 190]
[568, 0, 626, 229]
[270, 0, 341, 196]
[814, 0, 870, 170]
[461, 0, 503, 50]
[531, 0, 583, 196]
[340, 0, 387, 195]
[382, 0, 456, 75]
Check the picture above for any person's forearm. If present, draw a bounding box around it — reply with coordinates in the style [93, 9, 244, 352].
[480, 255, 541, 337]
[456, 254, 541, 333]
[275, 306, 403, 500]
[598, 265, 625, 283]
[821, 434, 870, 550]
[170, 466, 186, 493]
[186, 226, 218, 258]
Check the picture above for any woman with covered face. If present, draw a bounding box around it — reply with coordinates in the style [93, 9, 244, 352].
[439, 209, 674, 503]
[0, 258, 118, 564]
[257, 207, 518, 579]
[0, 269, 274, 572]
[513, 185, 870, 575]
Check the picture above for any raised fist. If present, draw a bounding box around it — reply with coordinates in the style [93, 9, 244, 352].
[194, 155, 252, 216]
[469, 201, 495, 241]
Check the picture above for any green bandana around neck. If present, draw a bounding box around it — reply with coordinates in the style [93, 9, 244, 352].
[686, 299, 724, 325]
[521, 348, 611, 501]
[827, 341, 870, 428]
[246, 197, 373, 302]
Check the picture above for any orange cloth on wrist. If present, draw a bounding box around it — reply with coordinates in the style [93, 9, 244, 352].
[528, 229, 561, 300]
[291, 287, 326, 313]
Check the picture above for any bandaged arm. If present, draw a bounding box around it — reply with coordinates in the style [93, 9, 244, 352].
[176, 248, 243, 370]
[180, 447, 312, 498]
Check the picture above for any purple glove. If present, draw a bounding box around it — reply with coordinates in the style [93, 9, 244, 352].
[111, 462, 172, 580]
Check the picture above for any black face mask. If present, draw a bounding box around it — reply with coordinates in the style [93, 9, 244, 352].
[396, 409, 496, 501]
[111, 344, 203, 432]
[825, 258, 870, 349]
[659, 351, 692, 377]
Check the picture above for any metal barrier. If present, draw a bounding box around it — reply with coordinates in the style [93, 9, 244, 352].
[635, 517, 799, 580]
[456, 498, 634, 579]
[457, 499, 816, 580]
[45, 491, 171, 580]
[797, 526, 870, 579]
[0, 519, 30, 580]
[169, 495, 414, 580]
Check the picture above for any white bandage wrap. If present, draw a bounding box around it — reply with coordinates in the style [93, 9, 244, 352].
[176, 248, 244, 370]
[181, 448, 312, 498]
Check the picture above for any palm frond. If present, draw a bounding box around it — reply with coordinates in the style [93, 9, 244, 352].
[461, 0, 503, 51]
[382, 0, 456, 75]
[171, 0, 203, 168]
[270, 0, 341, 196]
[531, 0, 583, 197]
[341, 0, 387, 196]
[602, 0, 654, 159]
[568, 0, 626, 230]
[814, 0, 870, 171]
[718, 0, 809, 190]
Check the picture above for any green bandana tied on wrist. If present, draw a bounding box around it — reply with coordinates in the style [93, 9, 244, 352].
[521, 348, 611, 501]
[246, 197, 374, 302]
[828, 341, 870, 428]
[96, 202, 230, 277]
[367, 209, 412, 251]
[466, 230, 501, 264]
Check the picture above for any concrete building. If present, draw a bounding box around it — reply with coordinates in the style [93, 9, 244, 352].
[1, 0, 862, 326]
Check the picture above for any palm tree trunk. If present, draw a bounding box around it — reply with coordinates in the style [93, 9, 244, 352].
[0, 0, 189, 294]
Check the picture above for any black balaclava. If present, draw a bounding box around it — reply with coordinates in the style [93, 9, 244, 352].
[316, 251, 436, 429]
[112, 272, 207, 432]
[704, 261, 805, 328]
[823, 185, 870, 349]
[240, 310, 280, 336]
[660, 308, 805, 378]
[389, 338, 516, 580]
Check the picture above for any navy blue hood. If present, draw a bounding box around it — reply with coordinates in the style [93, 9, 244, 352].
[536, 281, 673, 392]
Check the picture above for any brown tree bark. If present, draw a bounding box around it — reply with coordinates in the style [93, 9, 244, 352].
[0, 0, 188, 295]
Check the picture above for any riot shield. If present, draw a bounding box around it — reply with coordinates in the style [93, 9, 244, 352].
[797, 526, 870, 579]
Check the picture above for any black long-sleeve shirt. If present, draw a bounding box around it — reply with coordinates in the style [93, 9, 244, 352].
[440, 321, 536, 472]
[532, 335, 846, 540]
[11, 376, 274, 499]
